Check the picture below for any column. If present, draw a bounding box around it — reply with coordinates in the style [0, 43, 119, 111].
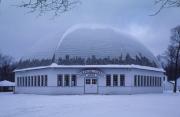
[62, 74, 64, 86]
[111, 74, 113, 86]
[69, 74, 72, 87]
[117, 75, 120, 86]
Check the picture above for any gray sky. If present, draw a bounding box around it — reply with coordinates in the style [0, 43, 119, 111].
[0, 0, 180, 60]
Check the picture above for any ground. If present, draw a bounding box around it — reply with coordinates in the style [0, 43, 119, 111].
[0, 92, 180, 117]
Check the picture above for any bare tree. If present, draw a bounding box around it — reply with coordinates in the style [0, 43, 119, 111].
[0, 0, 80, 16]
[18, 0, 80, 16]
[152, 0, 180, 15]
[166, 25, 180, 93]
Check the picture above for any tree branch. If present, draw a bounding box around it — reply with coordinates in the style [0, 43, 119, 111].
[17, 0, 81, 16]
[151, 0, 180, 16]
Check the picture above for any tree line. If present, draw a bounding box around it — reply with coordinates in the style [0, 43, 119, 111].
[16, 53, 158, 69]
[0, 53, 16, 82]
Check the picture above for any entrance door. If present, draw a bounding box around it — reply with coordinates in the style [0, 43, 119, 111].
[85, 78, 98, 94]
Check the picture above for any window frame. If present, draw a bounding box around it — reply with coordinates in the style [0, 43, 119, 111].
[113, 74, 118, 86]
[106, 74, 111, 86]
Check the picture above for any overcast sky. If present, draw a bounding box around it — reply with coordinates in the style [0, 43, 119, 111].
[0, 0, 180, 60]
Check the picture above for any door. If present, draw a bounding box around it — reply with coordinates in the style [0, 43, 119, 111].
[85, 78, 98, 94]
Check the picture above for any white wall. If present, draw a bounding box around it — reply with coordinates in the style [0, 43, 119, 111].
[15, 67, 164, 95]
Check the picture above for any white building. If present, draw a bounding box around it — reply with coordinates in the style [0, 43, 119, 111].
[14, 26, 165, 95]
[0, 80, 15, 92]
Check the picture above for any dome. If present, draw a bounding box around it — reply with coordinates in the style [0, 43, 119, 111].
[54, 26, 160, 68]
[18, 25, 161, 69]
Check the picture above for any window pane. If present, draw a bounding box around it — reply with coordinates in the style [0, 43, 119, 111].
[86, 79, 91, 84]
[113, 74, 118, 86]
[150, 76, 152, 86]
[28, 76, 30, 87]
[71, 75, 77, 86]
[34, 76, 37, 86]
[120, 74, 125, 86]
[147, 76, 149, 87]
[134, 75, 137, 87]
[38, 75, 40, 86]
[25, 77, 27, 87]
[106, 75, 111, 86]
[45, 75, 48, 86]
[41, 75, 44, 86]
[17, 77, 19, 86]
[64, 75, 69, 86]
[57, 74, 63, 86]
[138, 75, 141, 87]
[141, 76, 143, 87]
[92, 79, 97, 84]
[31, 76, 33, 86]
[22, 77, 24, 87]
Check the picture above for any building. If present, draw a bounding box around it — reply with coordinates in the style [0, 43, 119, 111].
[14, 26, 165, 95]
[0, 80, 15, 92]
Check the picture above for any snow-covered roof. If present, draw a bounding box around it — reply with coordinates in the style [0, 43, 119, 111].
[14, 63, 165, 72]
[0, 80, 15, 86]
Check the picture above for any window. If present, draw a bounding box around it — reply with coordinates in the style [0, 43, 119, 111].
[31, 76, 33, 86]
[113, 74, 118, 86]
[71, 75, 77, 86]
[64, 74, 69, 86]
[106, 74, 111, 86]
[141, 76, 143, 86]
[22, 77, 24, 87]
[155, 77, 157, 86]
[20, 77, 22, 86]
[38, 75, 40, 86]
[34, 76, 37, 86]
[19, 77, 21, 86]
[41, 75, 44, 86]
[159, 77, 162, 87]
[24, 77, 26, 86]
[28, 76, 30, 87]
[150, 76, 152, 86]
[120, 74, 125, 86]
[153, 77, 155, 86]
[57, 74, 63, 86]
[144, 76, 146, 87]
[26, 77, 28, 87]
[134, 75, 137, 87]
[92, 79, 97, 84]
[138, 75, 141, 86]
[158, 77, 161, 87]
[86, 79, 90, 84]
[148, 76, 150, 87]
[17, 77, 19, 86]
[45, 75, 48, 86]
[157, 77, 159, 86]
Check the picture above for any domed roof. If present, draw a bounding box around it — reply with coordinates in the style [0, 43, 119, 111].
[18, 25, 161, 69]
[54, 26, 160, 67]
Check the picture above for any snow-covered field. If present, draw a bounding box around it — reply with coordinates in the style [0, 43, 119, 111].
[0, 92, 180, 117]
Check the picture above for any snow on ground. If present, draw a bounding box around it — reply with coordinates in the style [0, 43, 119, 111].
[0, 92, 180, 117]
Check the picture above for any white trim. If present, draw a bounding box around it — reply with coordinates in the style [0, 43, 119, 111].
[14, 63, 165, 72]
